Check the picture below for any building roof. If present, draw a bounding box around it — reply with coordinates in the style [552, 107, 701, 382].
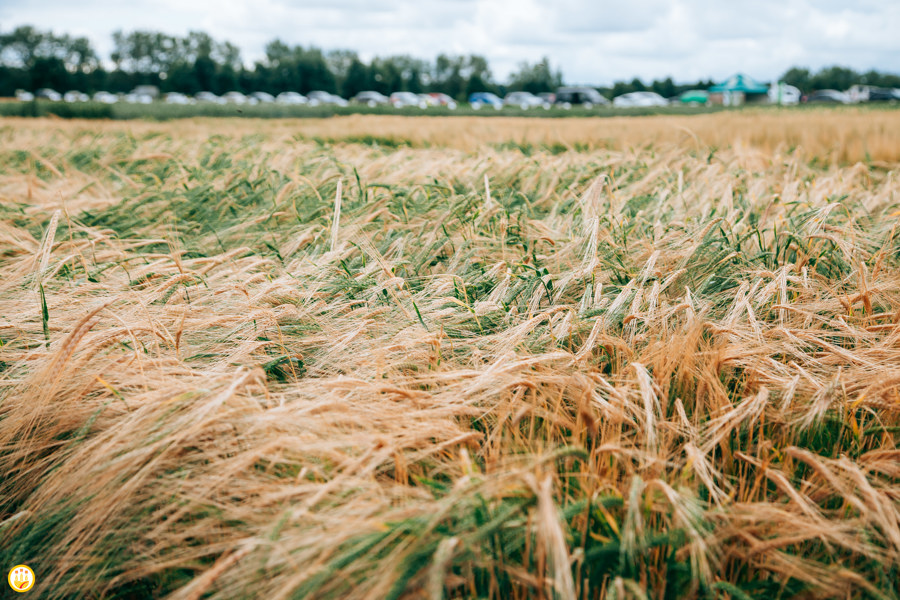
[679, 90, 709, 103]
[709, 74, 768, 94]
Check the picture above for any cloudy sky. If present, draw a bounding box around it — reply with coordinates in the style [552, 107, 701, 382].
[2, 0, 898, 84]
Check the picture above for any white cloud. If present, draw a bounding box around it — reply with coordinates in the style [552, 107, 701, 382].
[1, 0, 898, 84]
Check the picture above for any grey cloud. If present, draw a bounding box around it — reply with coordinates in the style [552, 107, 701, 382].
[553, 0, 668, 33]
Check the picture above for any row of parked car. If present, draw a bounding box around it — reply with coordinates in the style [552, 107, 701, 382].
[15, 88, 349, 106]
[803, 86, 900, 104]
[11, 85, 679, 110]
[15, 84, 900, 110]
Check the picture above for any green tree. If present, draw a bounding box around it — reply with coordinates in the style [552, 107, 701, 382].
[326, 49, 357, 94]
[781, 67, 811, 93]
[342, 57, 372, 97]
[0, 25, 48, 67]
[507, 57, 563, 94]
[810, 66, 858, 91]
[433, 55, 465, 99]
[463, 55, 495, 96]
[29, 56, 69, 90]
[370, 56, 402, 94]
[255, 41, 335, 94]
[111, 30, 177, 74]
[0, 25, 100, 92]
[651, 77, 676, 99]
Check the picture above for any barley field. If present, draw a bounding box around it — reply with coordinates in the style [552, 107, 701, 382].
[1, 112, 899, 599]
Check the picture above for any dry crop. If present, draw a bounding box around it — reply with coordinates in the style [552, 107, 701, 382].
[1, 114, 899, 599]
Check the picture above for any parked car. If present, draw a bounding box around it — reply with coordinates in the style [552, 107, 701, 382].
[865, 88, 900, 103]
[36, 88, 62, 101]
[351, 91, 390, 107]
[427, 93, 457, 109]
[164, 92, 191, 105]
[63, 91, 90, 103]
[538, 92, 556, 104]
[390, 91, 427, 108]
[418, 93, 439, 107]
[504, 91, 550, 109]
[847, 84, 876, 103]
[678, 90, 710, 105]
[222, 91, 248, 105]
[123, 93, 153, 104]
[612, 91, 668, 107]
[122, 92, 153, 104]
[307, 91, 348, 106]
[554, 87, 608, 108]
[195, 91, 224, 104]
[806, 90, 849, 104]
[275, 91, 308, 105]
[249, 91, 275, 104]
[93, 91, 118, 104]
[767, 83, 801, 105]
[15, 90, 34, 101]
[132, 85, 160, 99]
[469, 92, 503, 110]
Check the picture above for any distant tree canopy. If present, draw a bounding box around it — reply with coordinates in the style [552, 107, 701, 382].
[781, 66, 900, 94]
[507, 57, 563, 94]
[2, 25, 898, 101]
[600, 77, 715, 101]
[0, 25, 99, 92]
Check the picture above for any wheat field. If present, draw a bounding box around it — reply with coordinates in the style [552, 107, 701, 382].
[1, 112, 899, 599]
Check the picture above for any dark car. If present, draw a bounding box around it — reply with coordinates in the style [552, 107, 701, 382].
[867, 88, 900, 102]
[554, 87, 609, 108]
[806, 90, 848, 104]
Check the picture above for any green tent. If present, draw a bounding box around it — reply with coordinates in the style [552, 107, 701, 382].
[709, 74, 768, 94]
[679, 90, 709, 104]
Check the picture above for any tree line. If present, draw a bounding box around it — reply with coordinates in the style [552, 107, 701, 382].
[1, 25, 898, 100]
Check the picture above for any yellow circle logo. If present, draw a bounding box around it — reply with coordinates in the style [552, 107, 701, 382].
[8, 565, 34, 592]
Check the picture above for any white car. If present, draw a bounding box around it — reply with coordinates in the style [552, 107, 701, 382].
[93, 91, 118, 104]
[250, 92, 275, 104]
[418, 93, 438, 107]
[504, 91, 550, 110]
[37, 88, 62, 101]
[427, 93, 457, 109]
[123, 93, 153, 104]
[351, 91, 390, 107]
[63, 91, 90, 103]
[195, 91, 225, 104]
[806, 90, 850, 104]
[307, 91, 348, 106]
[768, 83, 801, 105]
[164, 92, 192, 105]
[390, 91, 427, 108]
[15, 90, 34, 101]
[222, 91, 249, 105]
[612, 91, 669, 107]
[276, 92, 308, 105]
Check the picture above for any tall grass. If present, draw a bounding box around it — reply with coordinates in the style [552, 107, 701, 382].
[0, 117, 899, 599]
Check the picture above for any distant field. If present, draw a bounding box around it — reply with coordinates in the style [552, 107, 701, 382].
[4, 107, 900, 162]
[1, 114, 899, 599]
